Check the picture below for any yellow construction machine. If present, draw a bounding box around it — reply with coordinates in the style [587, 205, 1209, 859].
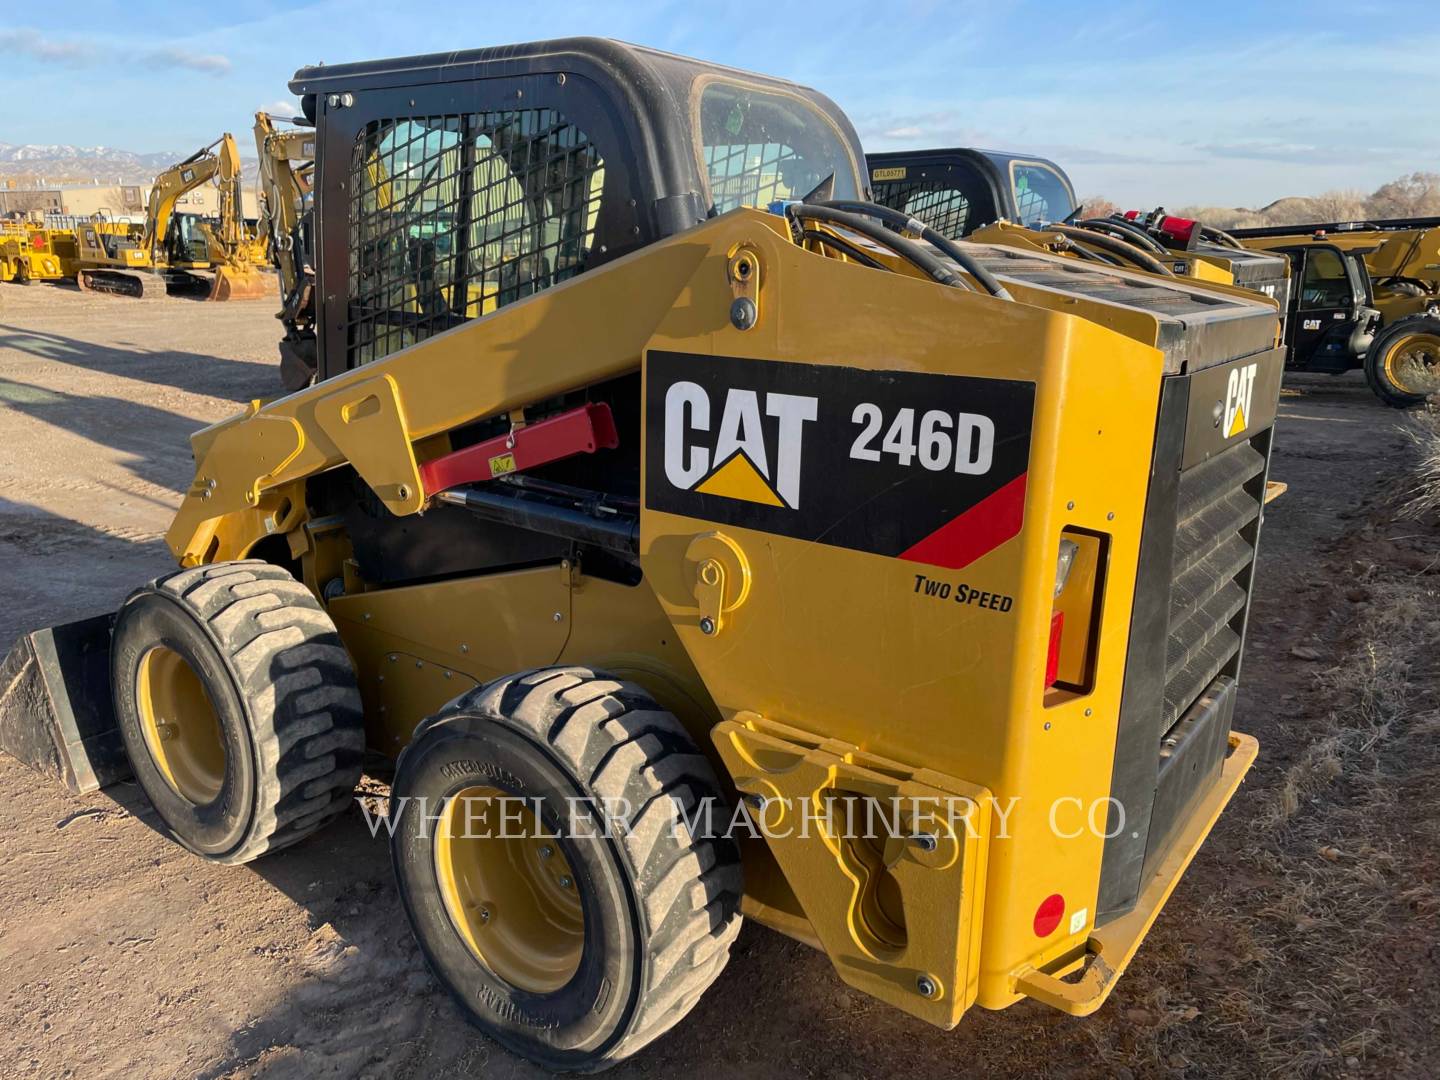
[0, 40, 1282, 1071]
[253, 110, 317, 388]
[48, 134, 269, 300]
[1233, 217, 1440, 406]
[0, 222, 64, 284]
[865, 148, 1292, 307]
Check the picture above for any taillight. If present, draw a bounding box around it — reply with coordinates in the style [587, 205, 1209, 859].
[1045, 530, 1106, 696]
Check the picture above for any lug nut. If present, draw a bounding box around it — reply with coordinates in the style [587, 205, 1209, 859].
[538, 845, 553, 860]
[558, 876, 573, 889]
[916, 975, 939, 998]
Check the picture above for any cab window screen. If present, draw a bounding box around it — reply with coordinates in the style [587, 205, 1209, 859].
[1012, 163, 1074, 226]
[347, 109, 605, 367]
[697, 82, 859, 213]
[872, 181, 972, 239]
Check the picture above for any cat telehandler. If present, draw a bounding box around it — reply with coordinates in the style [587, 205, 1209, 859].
[0, 39, 1280, 1071]
[1232, 217, 1440, 406]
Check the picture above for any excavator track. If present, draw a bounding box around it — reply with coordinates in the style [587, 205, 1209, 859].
[75, 269, 165, 299]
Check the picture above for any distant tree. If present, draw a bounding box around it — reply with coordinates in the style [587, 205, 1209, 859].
[1365, 172, 1440, 218]
[1309, 189, 1367, 223]
[1076, 194, 1120, 219]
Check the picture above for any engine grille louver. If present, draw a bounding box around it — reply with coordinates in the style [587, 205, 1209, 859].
[1160, 440, 1265, 730]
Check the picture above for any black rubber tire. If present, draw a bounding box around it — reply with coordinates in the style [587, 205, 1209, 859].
[1364, 315, 1440, 409]
[391, 667, 742, 1072]
[111, 560, 365, 864]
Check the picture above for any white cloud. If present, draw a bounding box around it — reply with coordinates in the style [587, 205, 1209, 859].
[145, 46, 232, 75]
[0, 28, 95, 65]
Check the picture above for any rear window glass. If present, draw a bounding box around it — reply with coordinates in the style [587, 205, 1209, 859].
[696, 81, 859, 213]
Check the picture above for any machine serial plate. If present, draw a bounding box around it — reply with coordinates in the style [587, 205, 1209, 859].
[645, 351, 1035, 570]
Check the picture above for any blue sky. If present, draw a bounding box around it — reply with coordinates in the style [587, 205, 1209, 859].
[1, 0, 1435, 207]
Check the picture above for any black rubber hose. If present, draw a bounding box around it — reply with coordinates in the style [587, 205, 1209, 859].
[1046, 223, 1175, 276]
[817, 199, 1013, 300]
[800, 228, 889, 270]
[1083, 216, 1170, 256]
[787, 204, 972, 291]
[1200, 225, 1244, 249]
[1060, 239, 1121, 266]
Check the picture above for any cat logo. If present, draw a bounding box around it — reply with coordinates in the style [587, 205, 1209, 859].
[1223, 361, 1259, 439]
[663, 382, 817, 509]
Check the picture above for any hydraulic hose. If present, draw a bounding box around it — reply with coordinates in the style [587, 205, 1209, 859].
[817, 200, 1013, 300]
[1083, 216, 1170, 256]
[799, 228, 889, 270]
[787, 204, 973, 292]
[1046, 223, 1175, 276]
[1200, 225, 1244, 249]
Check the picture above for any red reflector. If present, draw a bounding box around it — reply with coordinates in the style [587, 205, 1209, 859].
[31, 235, 45, 251]
[1045, 611, 1064, 688]
[1034, 893, 1065, 937]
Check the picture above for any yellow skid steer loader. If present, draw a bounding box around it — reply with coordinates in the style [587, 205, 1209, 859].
[0, 39, 1280, 1071]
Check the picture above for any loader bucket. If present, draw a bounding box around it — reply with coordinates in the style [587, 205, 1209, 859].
[0, 614, 130, 794]
[207, 264, 272, 302]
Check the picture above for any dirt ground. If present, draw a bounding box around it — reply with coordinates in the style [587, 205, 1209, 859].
[0, 283, 1436, 1080]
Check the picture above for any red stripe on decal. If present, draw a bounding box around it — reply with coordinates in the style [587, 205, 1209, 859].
[899, 472, 1028, 570]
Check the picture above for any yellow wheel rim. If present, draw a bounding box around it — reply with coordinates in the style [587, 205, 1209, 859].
[136, 646, 227, 805]
[434, 786, 585, 994]
[1383, 331, 1440, 397]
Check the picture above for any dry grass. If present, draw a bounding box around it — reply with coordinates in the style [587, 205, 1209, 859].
[1215, 531, 1440, 1074]
[1094, 454, 1440, 1078]
[1401, 409, 1440, 522]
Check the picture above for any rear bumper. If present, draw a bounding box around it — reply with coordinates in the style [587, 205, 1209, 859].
[1014, 730, 1258, 1016]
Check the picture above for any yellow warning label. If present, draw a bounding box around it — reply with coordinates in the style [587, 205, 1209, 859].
[488, 452, 517, 476]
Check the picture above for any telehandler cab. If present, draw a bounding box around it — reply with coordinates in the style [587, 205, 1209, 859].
[1, 40, 1279, 1071]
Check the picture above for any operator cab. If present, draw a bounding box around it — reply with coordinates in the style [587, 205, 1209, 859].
[290, 38, 868, 381]
[866, 148, 1077, 234]
[1267, 242, 1378, 371]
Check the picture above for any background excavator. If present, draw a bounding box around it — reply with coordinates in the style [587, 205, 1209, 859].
[253, 111, 317, 387]
[46, 134, 270, 300]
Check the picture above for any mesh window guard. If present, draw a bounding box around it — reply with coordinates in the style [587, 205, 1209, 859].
[704, 141, 808, 214]
[347, 108, 605, 367]
[873, 181, 973, 240]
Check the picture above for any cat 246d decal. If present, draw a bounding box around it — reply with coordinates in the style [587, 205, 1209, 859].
[644, 351, 1035, 570]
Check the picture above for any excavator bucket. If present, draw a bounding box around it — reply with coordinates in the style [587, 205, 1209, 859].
[0, 615, 129, 795]
[207, 264, 272, 301]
